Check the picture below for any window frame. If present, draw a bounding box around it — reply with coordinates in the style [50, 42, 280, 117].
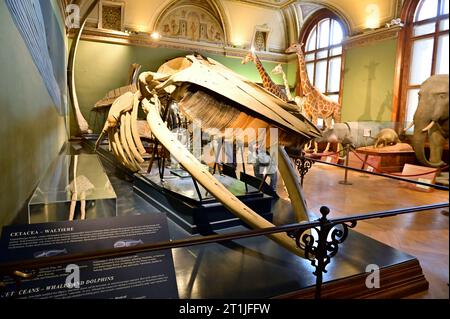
[394, 0, 449, 127]
[298, 9, 348, 105]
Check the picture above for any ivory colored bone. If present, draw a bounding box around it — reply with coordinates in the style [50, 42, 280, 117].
[124, 112, 145, 163]
[119, 114, 141, 169]
[131, 91, 147, 155]
[143, 98, 303, 257]
[422, 121, 435, 132]
[114, 129, 139, 171]
[156, 56, 320, 143]
[277, 146, 309, 222]
[109, 130, 126, 167]
[95, 92, 134, 149]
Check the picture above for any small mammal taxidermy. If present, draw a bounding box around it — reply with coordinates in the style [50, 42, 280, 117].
[374, 128, 401, 148]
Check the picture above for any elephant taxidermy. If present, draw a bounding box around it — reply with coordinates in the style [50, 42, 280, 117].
[409, 74, 449, 167]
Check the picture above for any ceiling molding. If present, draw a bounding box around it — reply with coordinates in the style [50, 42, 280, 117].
[344, 25, 402, 49]
[71, 27, 290, 63]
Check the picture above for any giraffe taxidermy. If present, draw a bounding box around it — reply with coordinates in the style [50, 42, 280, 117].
[241, 52, 290, 103]
[286, 43, 342, 153]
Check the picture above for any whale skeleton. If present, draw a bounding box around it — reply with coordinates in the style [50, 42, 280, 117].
[95, 55, 321, 256]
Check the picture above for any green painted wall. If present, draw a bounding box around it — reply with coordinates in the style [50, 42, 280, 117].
[341, 39, 397, 122]
[71, 39, 295, 134]
[0, 2, 67, 227]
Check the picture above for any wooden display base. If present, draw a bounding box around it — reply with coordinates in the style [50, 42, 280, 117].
[354, 143, 416, 173]
[277, 259, 428, 299]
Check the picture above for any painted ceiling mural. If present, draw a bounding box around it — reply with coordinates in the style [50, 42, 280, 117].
[156, 5, 225, 44]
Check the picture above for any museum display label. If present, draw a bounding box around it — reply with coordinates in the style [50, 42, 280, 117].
[0, 214, 178, 299]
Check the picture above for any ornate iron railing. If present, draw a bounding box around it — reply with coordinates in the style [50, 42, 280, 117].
[291, 153, 449, 191]
[0, 202, 448, 299]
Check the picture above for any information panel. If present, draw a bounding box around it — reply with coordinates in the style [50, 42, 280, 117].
[0, 214, 178, 299]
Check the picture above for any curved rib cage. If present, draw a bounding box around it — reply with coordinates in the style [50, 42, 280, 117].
[95, 55, 321, 257]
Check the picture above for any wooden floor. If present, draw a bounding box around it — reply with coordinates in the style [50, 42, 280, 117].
[275, 163, 448, 299]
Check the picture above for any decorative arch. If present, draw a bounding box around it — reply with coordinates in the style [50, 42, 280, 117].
[299, 8, 350, 45]
[153, 0, 229, 45]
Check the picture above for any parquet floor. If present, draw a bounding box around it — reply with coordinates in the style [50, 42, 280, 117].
[277, 163, 449, 299]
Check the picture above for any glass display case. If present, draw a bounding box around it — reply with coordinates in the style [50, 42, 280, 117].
[28, 154, 117, 224]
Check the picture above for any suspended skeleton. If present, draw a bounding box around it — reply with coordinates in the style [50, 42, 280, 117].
[95, 55, 321, 257]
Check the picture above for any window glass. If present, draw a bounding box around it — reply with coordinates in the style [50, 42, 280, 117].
[436, 34, 449, 74]
[316, 49, 328, 59]
[405, 89, 420, 131]
[328, 58, 342, 92]
[330, 47, 342, 56]
[306, 27, 317, 51]
[441, 0, 449, 14]
[409, 38, 434, 85]
[315, 60, 327, 93]
[318, 19, 330, 48]
[330, 20, 343, 45]
[413, 22, 436, 36]
[402, 0, 449, 130]
[306, 63, 314, 83]
[327, 94, 339, 103]
[305, 53, 315, 62]
[303, 15, 344, 98]
[440, 18, 449, 30]
[415, 0, 439, 21]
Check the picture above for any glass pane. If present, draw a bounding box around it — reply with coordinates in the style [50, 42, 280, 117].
[415, 0, 439, 21]
[413, 22, 436, 36]
[328, 58, 341, 93]
[330, 46, 342, 56]
[318, 19, 330, 48]
[317, 118, 324, 128]
[305, 53, 314, 62]
[327, 94, 339, 103]
[306, 27, 317, 51]
[330, 19, 344, 45]
[436, 34, 449, 74]
[440, 18, 449, 31]
[306, 63, 314, 83]
[409, 38, 434, 85]
[315, 60, 327, 93]
[405, 89, 420, 132]
[316, 49, 327, 59]
[442, 0, 449, 14]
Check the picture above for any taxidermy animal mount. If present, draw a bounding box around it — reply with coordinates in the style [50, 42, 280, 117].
[373, 128, 400, 148]
[406, 75, 449, 167]
[315, 122, 398, 149]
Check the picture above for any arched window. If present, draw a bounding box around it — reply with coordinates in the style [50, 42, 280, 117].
[401, 0, 449, 129]
[300, 10, 347, 104]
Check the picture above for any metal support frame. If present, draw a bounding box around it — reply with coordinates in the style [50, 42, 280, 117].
[339, 144, 353, 185]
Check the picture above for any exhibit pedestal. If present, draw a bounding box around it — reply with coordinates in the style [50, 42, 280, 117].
[133, 172, 274, 234]
[276, 259, 428, 299]
[28, 154, 117, 224]
[354, 143, 416, 173]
